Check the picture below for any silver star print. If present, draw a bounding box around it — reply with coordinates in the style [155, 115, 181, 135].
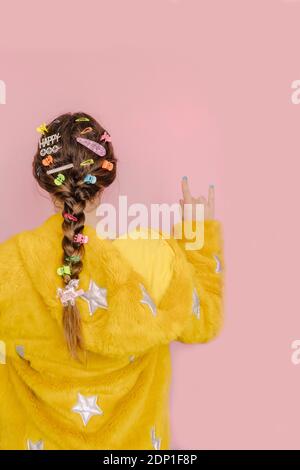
[16, 345, 25, 358]
[27, 439, 44, 450]
[140, 284, 156, 316]
[192, 288, 200, 320]
[213, 254, 222, 273]
[151, 426, 161, 450]
[80, 280, 108, 316]
[72, 393, 103, 426]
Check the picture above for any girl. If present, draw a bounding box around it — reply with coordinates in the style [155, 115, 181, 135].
[0, 112, 223, 450]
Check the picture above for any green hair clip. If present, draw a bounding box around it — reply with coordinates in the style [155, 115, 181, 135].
[75, 117, 90, 122]
[65, 255, 81, 264]
[57, 265, 71, 276]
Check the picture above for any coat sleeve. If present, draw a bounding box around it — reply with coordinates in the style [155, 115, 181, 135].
[172, 219, 224, 344]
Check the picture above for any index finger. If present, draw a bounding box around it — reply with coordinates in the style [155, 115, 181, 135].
[181, 177, 192, 202]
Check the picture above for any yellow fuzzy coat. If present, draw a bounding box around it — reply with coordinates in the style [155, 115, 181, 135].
[0, 214, 223, 450]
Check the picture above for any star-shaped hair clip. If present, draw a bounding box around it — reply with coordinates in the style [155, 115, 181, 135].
[36, 122, 48, 134]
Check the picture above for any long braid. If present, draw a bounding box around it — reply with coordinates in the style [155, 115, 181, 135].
[61, 197, 86, 355]
[32, 111, 117, 358]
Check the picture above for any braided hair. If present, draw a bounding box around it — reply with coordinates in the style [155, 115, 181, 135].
[33, 112, 117, 357]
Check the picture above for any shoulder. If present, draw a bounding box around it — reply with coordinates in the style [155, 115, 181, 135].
[112, 227, 176, 304]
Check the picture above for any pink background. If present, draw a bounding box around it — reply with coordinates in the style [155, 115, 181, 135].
[0, 0, 299, 449]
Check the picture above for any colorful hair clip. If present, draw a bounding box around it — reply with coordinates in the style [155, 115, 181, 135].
[36, 122, 48, 134]
[80, 127, 93, 135]
[63, 212, 78, 222]
[76, 137, 106, 157]
[57, 279, 84, 306]
[54, 173, 65, 186]
[47, 163, 74, 175]
[84, 174, 97, 184]
[39, 133, 60, 148]
[57, 265, 71, 276]
[74, 234, 88, 244]
[42, 155, 54, 166]
[101, 160, 114, 171]
[100, 131, 112, 143]
[80, 159, 94, 166]
[65, 255, 81, 263]
[75, 117, 90, 122]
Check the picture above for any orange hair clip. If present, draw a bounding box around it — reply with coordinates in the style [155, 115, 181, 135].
[101, 160, 114, 171]
[42, 155, 54, 166]
[80, 127, 93, 135]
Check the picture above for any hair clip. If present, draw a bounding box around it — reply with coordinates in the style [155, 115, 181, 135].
[80, 159, 94, 166]
[80, 127, 93, 135]
[40, 145, 61, 157]
[100, 131, 112, 143]
[63, 212, 78, 222]
[75, 117, 90, 122]
[76, 137, 106, 157]
[42, 155, 54, 166]
[101, 160, 114, 171]
[65, 255, 81, 263]
[47, 163, 74, 175]
[57, 279, 84, 306]
[36, 123, 48, 134]
[54, 173, 65, 186]
[74, 234, 88, 244]
[57, 265, 71, 276]
[39, 133, 60, 148]
[84, 174, 97, 184]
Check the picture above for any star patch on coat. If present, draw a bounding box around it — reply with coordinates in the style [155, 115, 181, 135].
[80, 280, 108, 316]
[192, 288, 200, 320]
[140, 284, 157, 316]
[27, 439, 44, 450]
[72, 393, 103, 426]
[213, 254, 222, 273]
[151, 426, 161, 450]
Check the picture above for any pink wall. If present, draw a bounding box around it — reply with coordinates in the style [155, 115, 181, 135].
[0, 0, 299, 449]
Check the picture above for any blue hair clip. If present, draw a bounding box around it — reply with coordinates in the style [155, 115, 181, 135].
[84, 174, 97, 184]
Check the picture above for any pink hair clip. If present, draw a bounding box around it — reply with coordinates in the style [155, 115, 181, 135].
[100, 131, 112, 143]
[74, 234, 88, 244]
[57, 279, 84, 306]
[63, 213, 78, 222]
[76, 137, 106, 157]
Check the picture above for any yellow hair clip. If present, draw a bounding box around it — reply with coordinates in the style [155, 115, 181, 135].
[80, 159, 94, 166]
[36, 122, 48, 134]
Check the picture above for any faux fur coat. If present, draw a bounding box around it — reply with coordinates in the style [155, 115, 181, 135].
[0, 214, 223, 450]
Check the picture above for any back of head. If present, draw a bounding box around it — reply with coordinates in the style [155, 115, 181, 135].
[33, 112, 117, 357]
